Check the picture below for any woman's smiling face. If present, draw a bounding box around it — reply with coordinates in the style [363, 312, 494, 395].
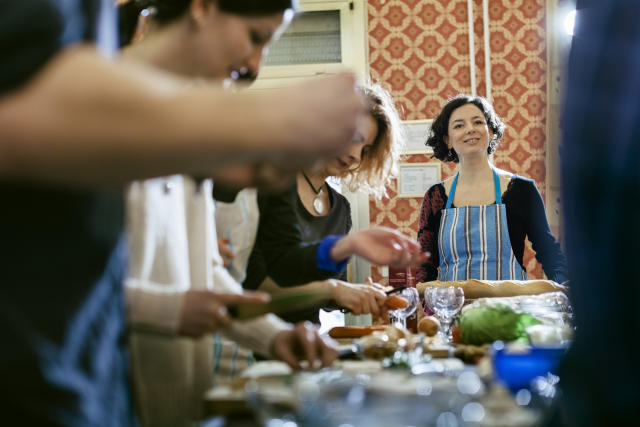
[445, 103, 494, 160]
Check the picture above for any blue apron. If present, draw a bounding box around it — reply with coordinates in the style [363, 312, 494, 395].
[438, 168, 527, 281]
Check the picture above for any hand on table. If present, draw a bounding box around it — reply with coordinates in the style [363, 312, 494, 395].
[270, 322, 338, 370]
[177, 289, 270, 337]
[330, 226, 429, 267]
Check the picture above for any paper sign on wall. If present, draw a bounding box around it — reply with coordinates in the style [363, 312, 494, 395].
[397, 163, 441, 198]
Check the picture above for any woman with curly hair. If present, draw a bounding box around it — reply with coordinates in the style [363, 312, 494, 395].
[415, 94, 567, 283]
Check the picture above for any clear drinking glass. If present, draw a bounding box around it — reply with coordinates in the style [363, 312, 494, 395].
[424, 286, 464, 343]
[389, 287, 419, 329]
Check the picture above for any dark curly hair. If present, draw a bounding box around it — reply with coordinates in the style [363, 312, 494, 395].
[426, 94, 505, 163]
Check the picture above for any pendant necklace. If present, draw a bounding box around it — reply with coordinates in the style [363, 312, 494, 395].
[302, 171, 325, 214]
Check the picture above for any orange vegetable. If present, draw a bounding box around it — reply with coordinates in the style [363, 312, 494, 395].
[328, 325, 386, 339]
[385, 295, 409, 310]
[451, 324, 463, 344]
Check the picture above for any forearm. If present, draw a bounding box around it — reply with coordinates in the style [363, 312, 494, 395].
[265, 242, 339, 286]
[223, 314, 290, 358]
[537, 243, 569, 283]
[0, 46, 287, 186]
[259, 276, 334, 298]
[521, 182, 569, 282]
[328, 233, 355, 262]
[259, 277, 340, 314]
[530, 214, 568, 282]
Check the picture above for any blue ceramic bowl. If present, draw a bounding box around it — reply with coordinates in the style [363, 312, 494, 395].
[492, 342, 567, 392]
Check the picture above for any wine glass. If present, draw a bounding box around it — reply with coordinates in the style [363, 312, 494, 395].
[389, 287, 419, 329]
[424, 286, 464, 343]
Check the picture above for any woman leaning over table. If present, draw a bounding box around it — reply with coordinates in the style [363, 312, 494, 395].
[243, 83, 413, 322]
[118, 1, 342, 425]
[415, 95, 568, 283]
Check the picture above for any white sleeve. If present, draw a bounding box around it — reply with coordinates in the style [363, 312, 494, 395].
[211, 262, 291, 356]
[214, 188, 260, 283]
[125, 278, 185, 333]
[210, 193, 292, 355]
[223, 314, 291, 357]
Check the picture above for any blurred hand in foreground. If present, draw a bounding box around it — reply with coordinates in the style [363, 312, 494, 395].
[270, 322, 338, 370]
[177, 289, 270, 337]
[330, 227, 430, 268]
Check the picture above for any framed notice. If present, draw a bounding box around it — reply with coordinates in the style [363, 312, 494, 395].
[401, 120, 433, 154]
[397, 162, 441, 198]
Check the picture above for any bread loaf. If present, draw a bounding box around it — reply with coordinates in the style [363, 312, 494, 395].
[417, 279, 566, 299]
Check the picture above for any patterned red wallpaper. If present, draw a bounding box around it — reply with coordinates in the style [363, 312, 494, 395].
[367, 0, 548, 281]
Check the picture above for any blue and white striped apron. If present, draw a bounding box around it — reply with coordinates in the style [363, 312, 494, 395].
[438, 168, 527, 281]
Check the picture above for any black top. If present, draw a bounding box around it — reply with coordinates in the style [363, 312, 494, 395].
[0, 1, 133, 425]
[244, 182, 352, 291]
[294, 183, 352, 248]
[244, 182, 351, 322]
[416, 175, 568, 283]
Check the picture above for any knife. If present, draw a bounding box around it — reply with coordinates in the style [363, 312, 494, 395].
[385, 285, 407, 295]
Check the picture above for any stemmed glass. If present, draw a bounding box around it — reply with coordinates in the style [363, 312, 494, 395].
[424, 286, 464, 343]
[389, 287, 419, 329]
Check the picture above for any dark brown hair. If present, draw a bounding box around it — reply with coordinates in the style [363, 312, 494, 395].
[426, 94, 505, 163]
[118, 0, 294, 46]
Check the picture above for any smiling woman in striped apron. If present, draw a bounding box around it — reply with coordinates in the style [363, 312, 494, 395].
[416, 95, 568, 284]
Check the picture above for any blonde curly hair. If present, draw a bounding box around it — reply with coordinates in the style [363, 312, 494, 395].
[337, 83, 405, 199]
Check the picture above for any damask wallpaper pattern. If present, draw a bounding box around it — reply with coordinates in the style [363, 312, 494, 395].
[367, 0, 548, 281]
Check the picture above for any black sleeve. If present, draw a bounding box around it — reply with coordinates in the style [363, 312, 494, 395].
[245, 185, 337, 289]
[516, 178, 569, 283]
[242, 242, 268, 291]
[341, 197, 351, 282]
[416, 184, 445, 283]
[0, 0, 64, 95]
